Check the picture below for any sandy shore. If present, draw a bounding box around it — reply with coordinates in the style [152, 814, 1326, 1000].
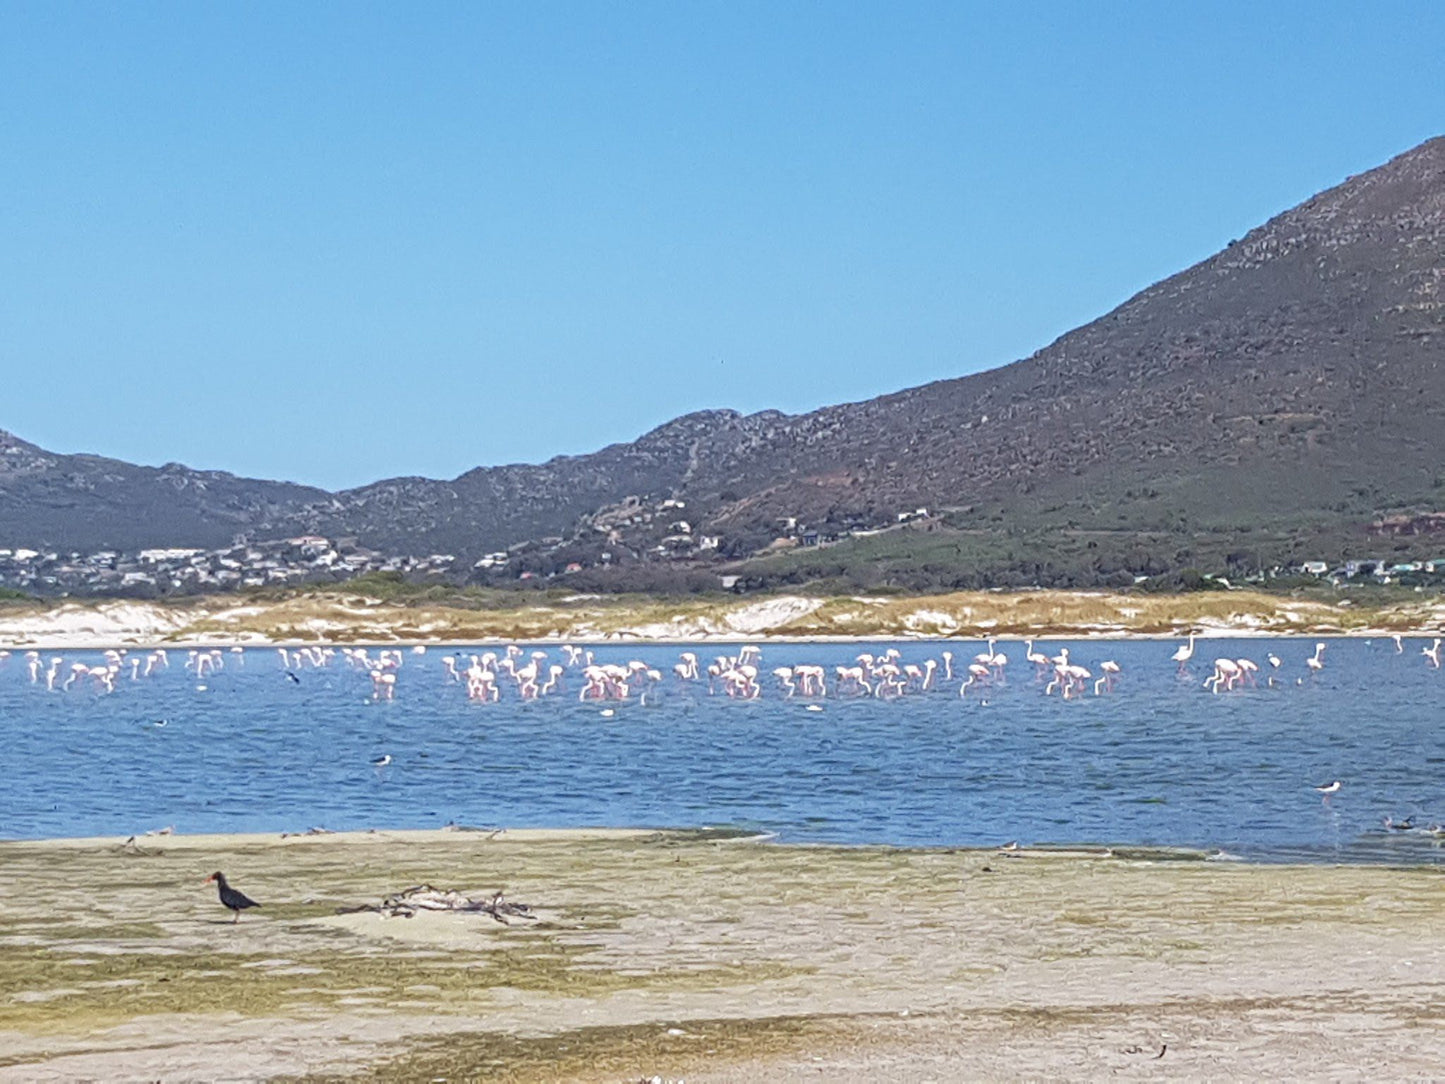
[3, 829, 1444, 1081]
[2, 588, 1444, 649]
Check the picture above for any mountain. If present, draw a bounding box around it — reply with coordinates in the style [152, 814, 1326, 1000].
[680, 137, 1445, 521]
[0, 428, 329, 552]
[303, 409, 777, 556]
[2, 137, 1443, 587]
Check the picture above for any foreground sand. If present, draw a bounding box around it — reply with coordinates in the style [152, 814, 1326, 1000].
[2, 829, 1444, 1081]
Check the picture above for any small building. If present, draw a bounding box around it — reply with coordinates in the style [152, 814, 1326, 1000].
[138, 548, 204, 565]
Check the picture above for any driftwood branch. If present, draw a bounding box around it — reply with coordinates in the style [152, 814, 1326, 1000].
[336, 884, 537, 924]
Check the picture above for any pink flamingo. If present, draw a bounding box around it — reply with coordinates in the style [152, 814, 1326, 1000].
[834, 665, 871, 696]
[1171, 634, 1197, 672]
[974, 638, 999, 667]
[1061, 664, 1091, 699]
[1204, 658, 1242, 693]
[370, 670, 396, 700]
[1024, 641, 1051, 677]
[962, 662, 992, 697]
[538, 665, 565, 696]
[1423, 639, 1442, 668]
[795, 664, 827, 697]
[1094, 660, 1120, 695]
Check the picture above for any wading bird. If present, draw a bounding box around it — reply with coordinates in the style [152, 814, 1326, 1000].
[1171, 634, 1197, 671]
[204, 871, 261, 923]
[1423, 639, 1442, 668]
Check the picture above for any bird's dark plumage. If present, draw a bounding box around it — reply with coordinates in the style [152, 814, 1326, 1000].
[206, 871, 261, 922]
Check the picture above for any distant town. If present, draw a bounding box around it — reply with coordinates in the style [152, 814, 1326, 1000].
[1, 523, 1443, 599]
[0, 487, 963, 598]
[0, 536, 458, 597]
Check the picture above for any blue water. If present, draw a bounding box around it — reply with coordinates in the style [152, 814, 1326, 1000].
[2, 638, 1443, 863]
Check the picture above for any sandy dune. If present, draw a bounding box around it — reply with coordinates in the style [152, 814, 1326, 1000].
[1, 587, 1442, 648]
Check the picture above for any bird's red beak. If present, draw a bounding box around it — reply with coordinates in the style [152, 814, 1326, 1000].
[203, 874, 215, 884]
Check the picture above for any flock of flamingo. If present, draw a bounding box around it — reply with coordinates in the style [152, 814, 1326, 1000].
[2, 630, 1442, 705]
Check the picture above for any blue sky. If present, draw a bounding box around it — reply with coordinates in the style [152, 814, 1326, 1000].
[2, 2, 1442, 490]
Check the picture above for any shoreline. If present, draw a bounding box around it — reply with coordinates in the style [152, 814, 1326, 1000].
[0, 825, 1405, 869]
[0, 826, 669, 851]
[0, 627, 1431, 652]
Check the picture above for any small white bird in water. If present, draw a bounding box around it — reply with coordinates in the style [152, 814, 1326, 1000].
[805, 704, 823, 712]
[600, 708, 615, 718]
[371, 754, 392, 768]
[1313, 780, 1342, 796]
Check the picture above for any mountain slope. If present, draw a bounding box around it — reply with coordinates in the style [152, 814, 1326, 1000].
[0, 429, 330, 552]
[678, 136, 1445, 530]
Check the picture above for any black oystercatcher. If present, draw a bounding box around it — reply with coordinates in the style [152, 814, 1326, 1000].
[205, 871, 261, 923]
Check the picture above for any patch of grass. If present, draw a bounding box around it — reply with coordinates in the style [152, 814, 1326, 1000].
[0, 935, 805, 1039]
[0, 921, 168, 942]
[292, 1012, 856, 1084]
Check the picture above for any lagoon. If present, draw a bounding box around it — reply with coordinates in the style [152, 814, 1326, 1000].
[3, 637, 1442, 862]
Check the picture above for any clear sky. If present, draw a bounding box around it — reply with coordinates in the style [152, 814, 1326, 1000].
[2, 2, 1442, 490]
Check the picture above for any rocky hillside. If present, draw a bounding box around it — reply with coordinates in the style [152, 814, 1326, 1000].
[678, 135, 1445, 531]
[0, 429, 329, 552]
[2, 137, 1442, 580]
[302, 409, 775, 556]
